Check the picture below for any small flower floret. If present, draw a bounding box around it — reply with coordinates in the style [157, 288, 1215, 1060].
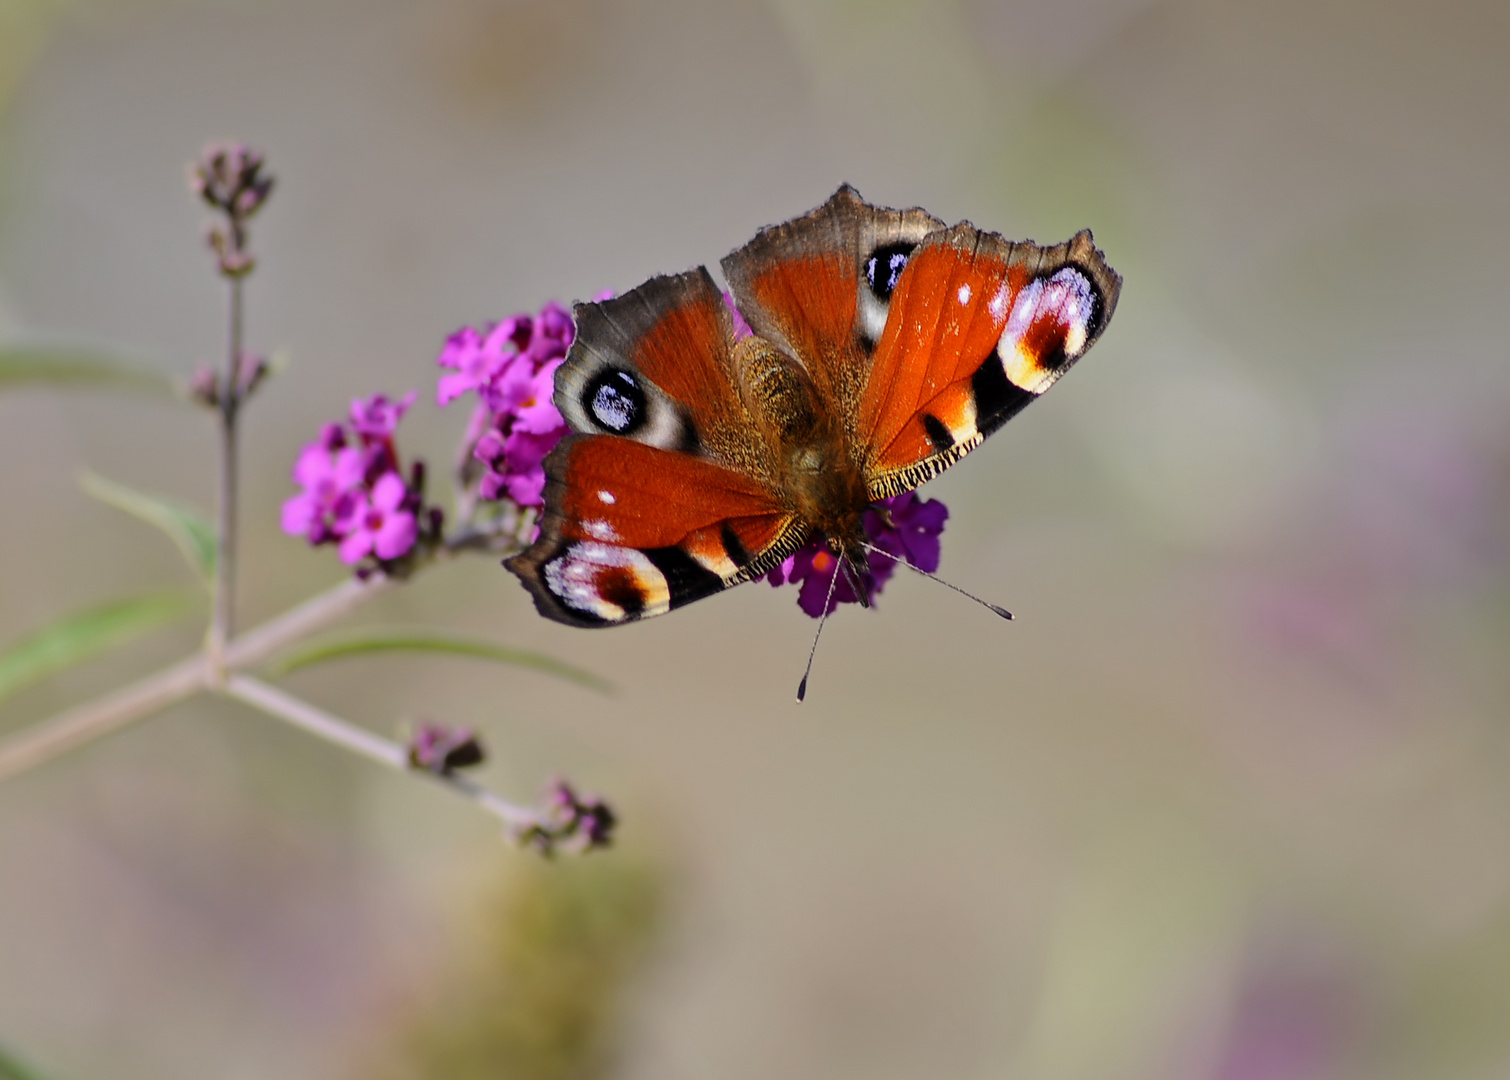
[282, 391, 438, 573]
[437, 300, 582, 513]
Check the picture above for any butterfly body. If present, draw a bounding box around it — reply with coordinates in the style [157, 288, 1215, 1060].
[507, 186, 1121, 627]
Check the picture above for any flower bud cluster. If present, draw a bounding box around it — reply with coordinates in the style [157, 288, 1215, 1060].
[189, 142, 274, 278]
[188, 351, 269, 409]
[513, 779, 617, 856]
[406, 720, 486, 775]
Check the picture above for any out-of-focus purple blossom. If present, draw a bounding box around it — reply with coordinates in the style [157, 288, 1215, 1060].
[437, 300, 581, 512]
[336, 472, 418, 565]
[281, 439, 366, 545]
[1212, 941, 1357, 1080]
[767, 491, 949, 618]
[349, 391, 415, 442]
[407, 721, 486, 776]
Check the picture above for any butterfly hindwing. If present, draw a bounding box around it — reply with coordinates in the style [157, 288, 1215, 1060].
[859, 225, 1122, 497]
[508, 436, 802, 626]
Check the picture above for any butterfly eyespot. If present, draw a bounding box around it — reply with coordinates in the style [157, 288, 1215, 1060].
[864, 242, 914, 301]
[994, 266, 1102, 393]
[584, 368, 647, 434]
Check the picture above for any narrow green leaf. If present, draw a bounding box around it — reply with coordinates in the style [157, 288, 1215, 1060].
[0, 345, 175, 398]
[0, 591, 200, 705]
[79, 471, 216, 583]
[0, 1041, 53, 1080]
[268, 627, 613, 693]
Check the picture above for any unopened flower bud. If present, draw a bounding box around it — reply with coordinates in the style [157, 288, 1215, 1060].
[188, 365, 220, 408]
[234, 351, 268, 397]
[407, 720, 485, 776]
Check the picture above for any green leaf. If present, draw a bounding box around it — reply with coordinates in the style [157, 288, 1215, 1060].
[268, 627, 613, 693]
[79, 471, 216, 584]
[0, 591, 200, 706]
[0, 344, 176, 398]
[0, 1041, 54, 1080]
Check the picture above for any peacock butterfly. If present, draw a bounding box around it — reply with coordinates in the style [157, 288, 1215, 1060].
[506, 185, 1121, 628]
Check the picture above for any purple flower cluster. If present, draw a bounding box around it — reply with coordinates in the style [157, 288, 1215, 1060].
[436, 301, 585, 508]
[282, 391, 434, 568]
[768, 492, 949, 618]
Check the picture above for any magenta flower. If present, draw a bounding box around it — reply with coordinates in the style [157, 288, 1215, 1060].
[435, 318, 531, 406]
[336, 472, 418, 564]
[349, 391, 415, 442]
[283, 391, 435, 572]
[281, 435, 365, 544]
[769, 491, 949, 617]
[514, 361, 565, 434]
[437, 299, 577, 511]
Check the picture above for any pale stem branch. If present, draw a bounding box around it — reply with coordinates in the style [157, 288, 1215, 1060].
[222, 675, 534, 827]
[0, 573, 393, 783]
[0, 656, 205, 782]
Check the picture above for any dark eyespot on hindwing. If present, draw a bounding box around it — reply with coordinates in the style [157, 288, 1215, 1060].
[584, 368, 647, 435]
[864, 242, 915, 301]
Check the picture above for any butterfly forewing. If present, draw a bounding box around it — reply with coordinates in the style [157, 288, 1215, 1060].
[511, 268, 805, 627]
[721, 185, 942, 443]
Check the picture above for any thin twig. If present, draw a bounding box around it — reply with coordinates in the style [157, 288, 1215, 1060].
[222, 675, 534, 826]
[0, 655, 206, 782]
[0, 573, 392, 782]
[207, 274, 242, 676]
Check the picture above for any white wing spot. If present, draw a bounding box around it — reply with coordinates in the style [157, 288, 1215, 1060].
[584, 519, 620, 542]
[597, 490, 616, 504]
[988, 283, 1010, 320]
[957, 283, 972, 305]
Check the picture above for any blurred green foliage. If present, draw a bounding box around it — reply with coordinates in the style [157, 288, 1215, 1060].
[0, 590, 199, 705]
[367, 851, 664, 1080]
[0, 1040, 53, 1080]
[268, 626, 613, 694]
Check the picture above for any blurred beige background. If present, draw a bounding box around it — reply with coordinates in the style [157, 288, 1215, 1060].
[1, 0, 1509, 1077]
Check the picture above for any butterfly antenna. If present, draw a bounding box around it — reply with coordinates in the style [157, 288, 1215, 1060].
[860, 542, 1014, 620]
[796, 562, 844, 703]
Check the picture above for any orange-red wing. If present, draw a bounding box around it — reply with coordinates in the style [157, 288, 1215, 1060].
[858, 226, 1121, 498]
[721, 185, 942, 444]
[506, 436, 803, 627]
[557, 268, 774, 479]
